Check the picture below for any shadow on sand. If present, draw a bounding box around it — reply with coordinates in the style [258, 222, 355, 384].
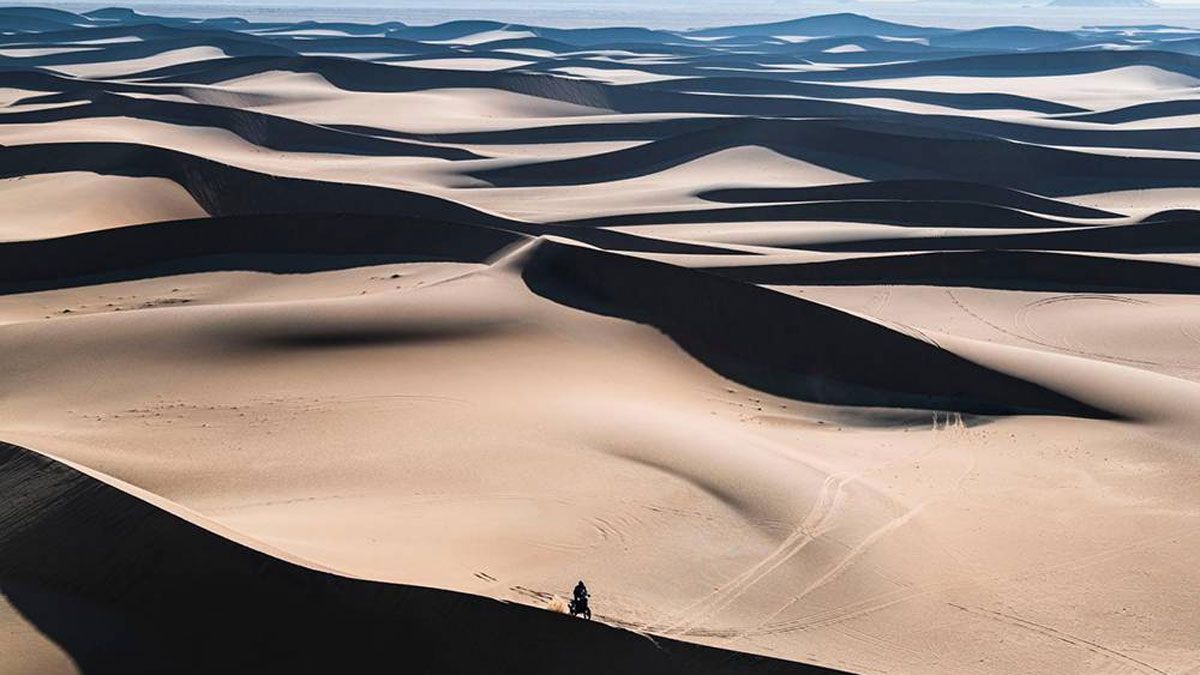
[0, 442, 840, 675]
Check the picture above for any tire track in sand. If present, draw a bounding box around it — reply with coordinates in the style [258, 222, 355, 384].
[947, 603, 1169, 675]
[947, 289, 1159, 366]
[642, 469, 862, 636]
[740, 499, 931, 638]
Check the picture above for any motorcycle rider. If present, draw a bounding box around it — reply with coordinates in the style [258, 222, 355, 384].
[572, 580, 590, 618]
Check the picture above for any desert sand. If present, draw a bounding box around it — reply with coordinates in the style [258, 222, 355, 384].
[1, 6, 1199, 674]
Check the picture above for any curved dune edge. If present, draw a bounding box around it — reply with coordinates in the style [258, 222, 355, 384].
[0, 142, 738, 256]
[703, 249, 1200, 294]
[505, 237, 1115, 418]
[784, 217, 1200, 254]
[465, 116, 1200, 196]
[0, 213, 528, 293]
[0, 440, 842, 675]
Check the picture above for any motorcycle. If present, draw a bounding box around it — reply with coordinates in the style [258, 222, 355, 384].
[568, 596, 591, 620]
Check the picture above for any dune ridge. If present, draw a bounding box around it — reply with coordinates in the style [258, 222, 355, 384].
[0, 441, 834, 674]
[513, 238, 1112, 417]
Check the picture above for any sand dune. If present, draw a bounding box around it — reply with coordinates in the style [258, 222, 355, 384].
[513, 238, 1110, 416]
[0, 214, 524, 293]
[699, 180, 1123, 218]
[705, 249, 1200, 294]
[2, 7, 1200, 675]
[0, 441, 830, 674]
[469, 116, 1200, 195]
[0, 172, 205, 241]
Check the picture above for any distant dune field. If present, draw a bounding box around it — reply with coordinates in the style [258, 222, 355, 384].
[1, 6, 1199, 675]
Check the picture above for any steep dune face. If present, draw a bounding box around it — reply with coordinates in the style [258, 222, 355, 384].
[2, 7, 1200, 675]
[513, 239, 1110, 416]
[0, 442, 831, 675]
[705, 249, 1200, 294]
[0, 214, 525, 291]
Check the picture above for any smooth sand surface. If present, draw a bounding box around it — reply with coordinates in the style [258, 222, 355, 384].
[0, 172, 206, 240]
[2, 8, 1200, 675]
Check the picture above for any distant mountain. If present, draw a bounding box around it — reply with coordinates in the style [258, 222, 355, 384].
[84, 7, 141, 20]
[535, 26, 682, 46]
[0, 6, 87, 31]
[1048, 0, 1158, 7]
[930, 26, 1082, 51]
[689, 13, 948, 39]
[1086, 24, 1190, 30]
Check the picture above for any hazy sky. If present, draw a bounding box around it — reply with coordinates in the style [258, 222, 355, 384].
[32, 0, 1200, 30]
